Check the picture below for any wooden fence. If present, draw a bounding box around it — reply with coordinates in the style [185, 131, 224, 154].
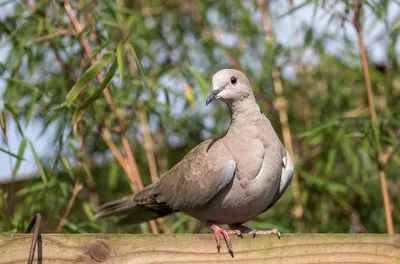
[0, 233, 399, 263]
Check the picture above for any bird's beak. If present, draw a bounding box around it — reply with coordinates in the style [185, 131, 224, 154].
[206, 89, 221, 105]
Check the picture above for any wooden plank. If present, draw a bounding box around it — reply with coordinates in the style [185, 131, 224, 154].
[0, 233, 399, 264]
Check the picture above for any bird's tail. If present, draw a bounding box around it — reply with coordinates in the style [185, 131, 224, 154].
[94, 195, 138, 219]
[94, 184, 173, 225]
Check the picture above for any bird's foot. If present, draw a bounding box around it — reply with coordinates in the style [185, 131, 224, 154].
[207, 223, 240, 257]
[229, 224, 281, 239]
[206, 223, 280, 257]
[249, 228, 281, 239]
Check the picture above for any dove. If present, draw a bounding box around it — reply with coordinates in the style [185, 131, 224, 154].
[95, 69, 294, 257]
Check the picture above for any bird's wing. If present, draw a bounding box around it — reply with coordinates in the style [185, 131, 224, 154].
[153, 138, 236, 211]
[279, 149, 294, 196]
[95, 138, 235, 222]
[264, 148, 294, 211]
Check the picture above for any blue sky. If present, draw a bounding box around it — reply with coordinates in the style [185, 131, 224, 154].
[0, 1, 398, 182]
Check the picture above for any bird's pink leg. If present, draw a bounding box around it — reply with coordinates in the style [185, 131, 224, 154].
[228, 224, 281, 239]
[207, 223, 241, 257]
[206, 223, 280, 257]
[252, 229, 281, 238]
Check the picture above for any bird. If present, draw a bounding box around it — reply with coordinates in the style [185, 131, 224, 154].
[95, 69, 294, 257]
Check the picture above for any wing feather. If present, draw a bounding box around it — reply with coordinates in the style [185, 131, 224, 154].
[155, 139, 236, 211]
[264, 149, 294, 211]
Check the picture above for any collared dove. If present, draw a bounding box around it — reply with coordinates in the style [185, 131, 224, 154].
[95, 69, 294, 257]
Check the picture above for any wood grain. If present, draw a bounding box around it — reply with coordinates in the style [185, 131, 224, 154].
[0, 233, 399, 264]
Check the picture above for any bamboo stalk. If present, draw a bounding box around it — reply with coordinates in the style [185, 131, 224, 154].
[138, 111, 159, 184]
[121, 136, 159, 234]
[353, 2, 377, 124]
[259, 0, 304, 231]
[123, 35, 168, 233]
[56, 178, 83, 232]
[352, 0, 394, 235]
[123, 44, 159, 187]
[121, 136, 144, 190]
[101, 129, 134, 187]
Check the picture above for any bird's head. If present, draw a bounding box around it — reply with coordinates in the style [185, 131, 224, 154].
[206, 69, 252, 106]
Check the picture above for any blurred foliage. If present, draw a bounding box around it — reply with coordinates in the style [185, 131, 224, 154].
[0, 0, 399, 235]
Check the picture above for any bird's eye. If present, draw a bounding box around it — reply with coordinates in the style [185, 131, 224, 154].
[230, 76, 237, 85]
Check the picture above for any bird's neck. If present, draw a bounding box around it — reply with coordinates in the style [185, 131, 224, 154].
[227, 95, 262, 126]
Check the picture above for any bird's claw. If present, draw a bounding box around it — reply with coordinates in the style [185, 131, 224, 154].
[209, 223, 236, 257]
[235, 230, 243, 239]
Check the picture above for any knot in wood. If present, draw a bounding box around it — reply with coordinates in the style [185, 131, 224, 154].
[88, 240, 110, 262]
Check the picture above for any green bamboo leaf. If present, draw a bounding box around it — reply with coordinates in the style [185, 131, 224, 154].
[185, 66, 210, 99]
[77, 58, 118, 111]
[37, 18, 44, 35]
[44, 18, 53, 34]
[62, 220, 84, 233]
[99, 19, 123, 29]
[304, 27, 314, 45]
[277, 0, 312, 19]
[25, 91, 39, 125]
[59, 181, 70, 198]
[16, 182, 47, 197]
[4, 77, 40, 94]
[82, 163, 94, 182]
[296, 118, 339, 138]
[0, 111, 4, 133]
[83, 202, 94, 221]
[312, 0, 319, 19]
[324, 148, 337, 176]
[351, 184, 369, 203]
[0, 147, 23, 160]
[389, 15, 400, 34]
[117, 42, 124, 80]
[71, 109, 85, 135]
[328, 182, 348, 194]
[171, 214, 190, 233]
[60, 156, 74, 179]
[73, 59, 118, 133]
[370, 120, 382, 154]
[81, 42, 111, 72]
[4, 103, 24, 137]
[129, 43, 150, 90]
[29, 141, 48, 184]
[108, 162, 119, 189]
[12, 138, 27, 179]
[68, 138, 80, 156]
[16, 178, 56, 196]
[330, 191, 351, 212]
[65, 52, 114, 107]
